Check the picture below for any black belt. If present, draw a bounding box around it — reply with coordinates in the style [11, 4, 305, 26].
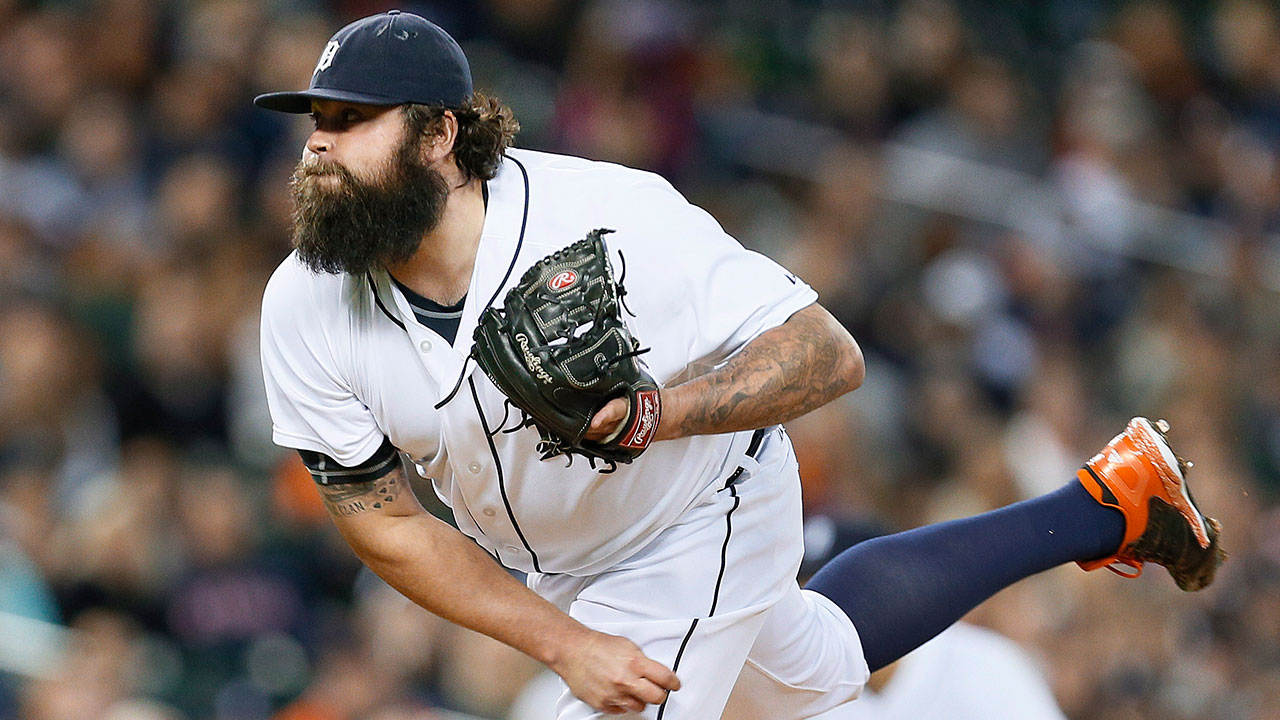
[724, 427, 770, 488]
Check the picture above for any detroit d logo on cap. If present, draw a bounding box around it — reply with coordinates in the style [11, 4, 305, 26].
[313, 41, 340, 75]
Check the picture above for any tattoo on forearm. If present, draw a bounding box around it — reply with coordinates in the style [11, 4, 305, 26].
[673, 305, 856, 437]
[318, 467, 404, 516]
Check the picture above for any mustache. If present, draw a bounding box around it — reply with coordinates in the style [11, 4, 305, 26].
[292, 161, 355, 184]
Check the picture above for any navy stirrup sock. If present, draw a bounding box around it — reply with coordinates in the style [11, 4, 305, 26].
[805, 481, 1126, 672]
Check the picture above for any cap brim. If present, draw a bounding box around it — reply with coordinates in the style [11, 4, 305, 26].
[253, 88, 406, 113]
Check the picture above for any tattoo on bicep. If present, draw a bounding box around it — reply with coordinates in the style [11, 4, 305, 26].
[317, 466, 405, 516]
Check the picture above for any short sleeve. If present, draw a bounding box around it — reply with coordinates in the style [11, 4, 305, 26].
[259, 257, 387, 466]
[603, 176, 818, 383]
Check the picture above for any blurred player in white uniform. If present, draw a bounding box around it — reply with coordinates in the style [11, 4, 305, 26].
[256, 11, 1223, 720]
[814, 623, 1068, 720]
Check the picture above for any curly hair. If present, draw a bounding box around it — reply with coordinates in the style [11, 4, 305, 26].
[403, 91, 519, 182]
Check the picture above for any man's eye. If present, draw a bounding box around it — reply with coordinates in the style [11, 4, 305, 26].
[342, 110, 361, 123]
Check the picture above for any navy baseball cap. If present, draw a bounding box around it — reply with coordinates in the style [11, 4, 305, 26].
[254, 10, 472, 114]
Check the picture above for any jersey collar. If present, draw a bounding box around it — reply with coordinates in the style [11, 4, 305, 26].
[452, 151, 531, 355]
[366, 151, 531, 391]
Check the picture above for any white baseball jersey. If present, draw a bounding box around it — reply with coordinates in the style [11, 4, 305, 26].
[261, 148, 816, 575]
[261, 148, 868, 718]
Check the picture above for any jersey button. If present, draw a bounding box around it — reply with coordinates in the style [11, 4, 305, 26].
[483, 508, 496, 517]
[419, 340, 432, 353]
[467, 462, 482, 474]
[504, 545, 520, 554]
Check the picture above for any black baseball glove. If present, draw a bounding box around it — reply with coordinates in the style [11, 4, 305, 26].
[471, 229, 660, 471]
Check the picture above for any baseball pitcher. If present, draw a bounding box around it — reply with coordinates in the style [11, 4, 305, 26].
[256, 11, 1224, 719]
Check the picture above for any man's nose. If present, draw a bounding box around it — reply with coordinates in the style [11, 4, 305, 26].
[305, 129, 331, 156]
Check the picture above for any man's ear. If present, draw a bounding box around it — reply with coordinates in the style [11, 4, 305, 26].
[422, 110, 459, 164]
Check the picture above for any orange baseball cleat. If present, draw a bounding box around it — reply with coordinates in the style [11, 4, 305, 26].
[1076, 417, 1226, 591]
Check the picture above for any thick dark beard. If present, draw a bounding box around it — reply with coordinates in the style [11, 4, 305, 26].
[289, 135, 450, 276]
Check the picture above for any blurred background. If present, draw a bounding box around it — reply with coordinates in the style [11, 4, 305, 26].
[1, 0, 1279, 718]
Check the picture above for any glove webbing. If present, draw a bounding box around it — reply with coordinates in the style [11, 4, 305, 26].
[436, 241, 651, 473]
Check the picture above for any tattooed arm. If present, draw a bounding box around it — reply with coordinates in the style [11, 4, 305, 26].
[588, 302, 862, 442]
[656, 302, 862, 440]
[317, 465, 680, 713]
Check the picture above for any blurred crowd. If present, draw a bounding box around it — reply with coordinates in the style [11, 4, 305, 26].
[1, 0, 1279, 718]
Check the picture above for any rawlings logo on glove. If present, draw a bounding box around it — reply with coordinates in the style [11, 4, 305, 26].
[470, 229, 660, 471]
[514, 333, 554, 384]
[548, 270, 578, 291]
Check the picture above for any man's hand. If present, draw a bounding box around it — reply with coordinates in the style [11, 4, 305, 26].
[585, 397, 630, 443]
[549, 628, 681, 715]
[318, 465, 675, 715]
